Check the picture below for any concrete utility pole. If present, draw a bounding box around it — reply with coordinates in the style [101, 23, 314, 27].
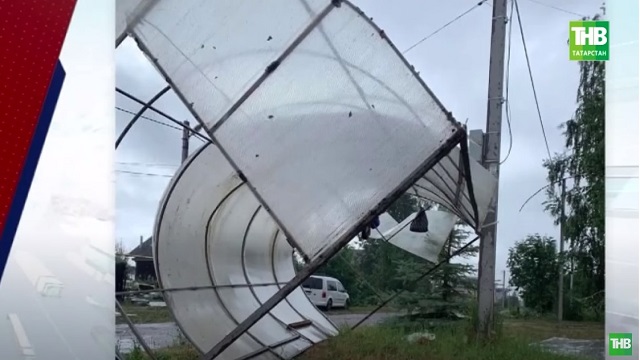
[181, 120, 190, 163]
[502, 270, 507, 309]
[476, 0, 508, 339]
[557, 178, 566, 321]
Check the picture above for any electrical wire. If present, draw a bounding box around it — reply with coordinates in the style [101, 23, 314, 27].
[402, 0, 490, 55]
[500, 0, 516, 165]
[115, 87, 211, 143]
[524, 0, 586, 18]
[514, 0, 552, 161]
[116, 106, 183, 132]
[518, 174, 578, 212]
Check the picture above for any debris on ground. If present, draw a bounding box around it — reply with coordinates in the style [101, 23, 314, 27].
[406, 331, 436, 344]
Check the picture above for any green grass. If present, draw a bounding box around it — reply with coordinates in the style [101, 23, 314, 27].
[117, 305, 174, 324]
[124, 344, 199, 360]
[300, 323, 598, 360]
[121, 318, 602, 359]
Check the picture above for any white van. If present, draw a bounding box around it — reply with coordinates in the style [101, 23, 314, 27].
[301, 275, 350, 311]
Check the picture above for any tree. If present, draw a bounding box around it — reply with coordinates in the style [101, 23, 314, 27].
[543, 11, 605, 318]
[115, 241, 129, 300]
[507, 234, 558, 313]
[394, 220, 476, 316]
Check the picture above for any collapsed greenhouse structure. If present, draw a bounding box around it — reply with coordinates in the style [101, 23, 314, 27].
[115, 1, 498, 359]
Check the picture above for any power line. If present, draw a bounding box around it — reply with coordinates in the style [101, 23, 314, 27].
[524, 0, 586, 18]
[116, 106, 183, 131]
[500, 0, 515, 165]
[402, 0, 490, 55]
[514, 0, 552, 160]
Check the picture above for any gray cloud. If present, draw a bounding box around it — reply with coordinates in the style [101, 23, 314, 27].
[115, 0, 602, 283]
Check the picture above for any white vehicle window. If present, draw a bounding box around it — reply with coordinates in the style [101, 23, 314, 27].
[337, 283, 345, 292]
[302, 277, 323, 290]
[327, 281, 338, 291]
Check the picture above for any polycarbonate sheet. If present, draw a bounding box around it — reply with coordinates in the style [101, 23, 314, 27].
[154, 143, 337, 359]
[117, 0, 328, 129]
[154, 146, 264, 359]
[371, 211, 456, 263]
[244, 209, 328, 344]
[271, 232, 339, 337]
[414, 146, 496, 228]
[213, 5, 458, 260]
[115, 0, 146, 45]
[207, 186, 307, 358]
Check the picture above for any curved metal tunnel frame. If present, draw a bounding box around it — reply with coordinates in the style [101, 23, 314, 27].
[113, 0, 495, 358]
[113, 89, 478, 360]
[152, 144, 339, 359]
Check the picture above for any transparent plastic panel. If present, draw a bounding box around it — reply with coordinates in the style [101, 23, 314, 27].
[372, 211, 456, 263]
[415, 146, 496, 228]
[153, 144, 260, 358]
[115, 0, 145, 43]
[244, 208, 326, 344]
[124, 0, 328, 128]
[272, 233, 338, 337]
[207, 185, 304, 353]
[154, 144, 336, 359]
[375, 212, 402, 233]
[213, 5, 458, 260]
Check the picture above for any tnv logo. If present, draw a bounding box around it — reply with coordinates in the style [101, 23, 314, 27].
[570, 25, 608, 46]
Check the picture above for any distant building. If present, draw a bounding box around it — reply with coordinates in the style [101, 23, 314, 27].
[127, 237, 156, 283]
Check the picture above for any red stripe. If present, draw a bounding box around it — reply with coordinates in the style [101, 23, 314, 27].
[0, 0, 77, 234]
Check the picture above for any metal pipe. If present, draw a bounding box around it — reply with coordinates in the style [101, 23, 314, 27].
[115, 86, 171, 149]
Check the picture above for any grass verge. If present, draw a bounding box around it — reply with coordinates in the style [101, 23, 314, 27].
[117, 305, 173, 324]
[300, 324, 595, 360]
[121, 318, 602, 359]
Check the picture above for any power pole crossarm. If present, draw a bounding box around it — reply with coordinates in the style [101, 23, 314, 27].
[476, 0, 508, 339]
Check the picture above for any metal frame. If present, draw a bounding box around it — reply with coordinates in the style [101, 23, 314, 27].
[113, 0, 492, 358]
[115, 86, 170, 149]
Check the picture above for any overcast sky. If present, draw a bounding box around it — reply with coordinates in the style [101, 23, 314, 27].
[115, 0, 602, 282]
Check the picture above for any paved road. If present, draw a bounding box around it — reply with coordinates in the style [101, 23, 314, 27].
[116, 312, 399, 353]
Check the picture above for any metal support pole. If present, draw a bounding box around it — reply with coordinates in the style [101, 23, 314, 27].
[476, 0, 508, 339]
[558, 178, 566, 321]
[502, 270, 506, 309]
[182, 120, 190, 163]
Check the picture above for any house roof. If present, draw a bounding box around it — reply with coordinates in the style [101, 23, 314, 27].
[128, 237, 153, 258]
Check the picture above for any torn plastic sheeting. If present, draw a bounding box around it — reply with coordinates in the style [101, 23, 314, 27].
[154, 143, 338, 360]
[414, 146, 496, 229]
[119, 0, 464, 262]
[370, 211, 457, 264]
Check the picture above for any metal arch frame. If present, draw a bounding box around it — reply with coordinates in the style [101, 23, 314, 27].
[115, 86, 170, 149]
[112, 109, 480, 359]
[115, 87, 211, 144]
[152, 140, 340, 358]
[114, 1, 489, 359]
